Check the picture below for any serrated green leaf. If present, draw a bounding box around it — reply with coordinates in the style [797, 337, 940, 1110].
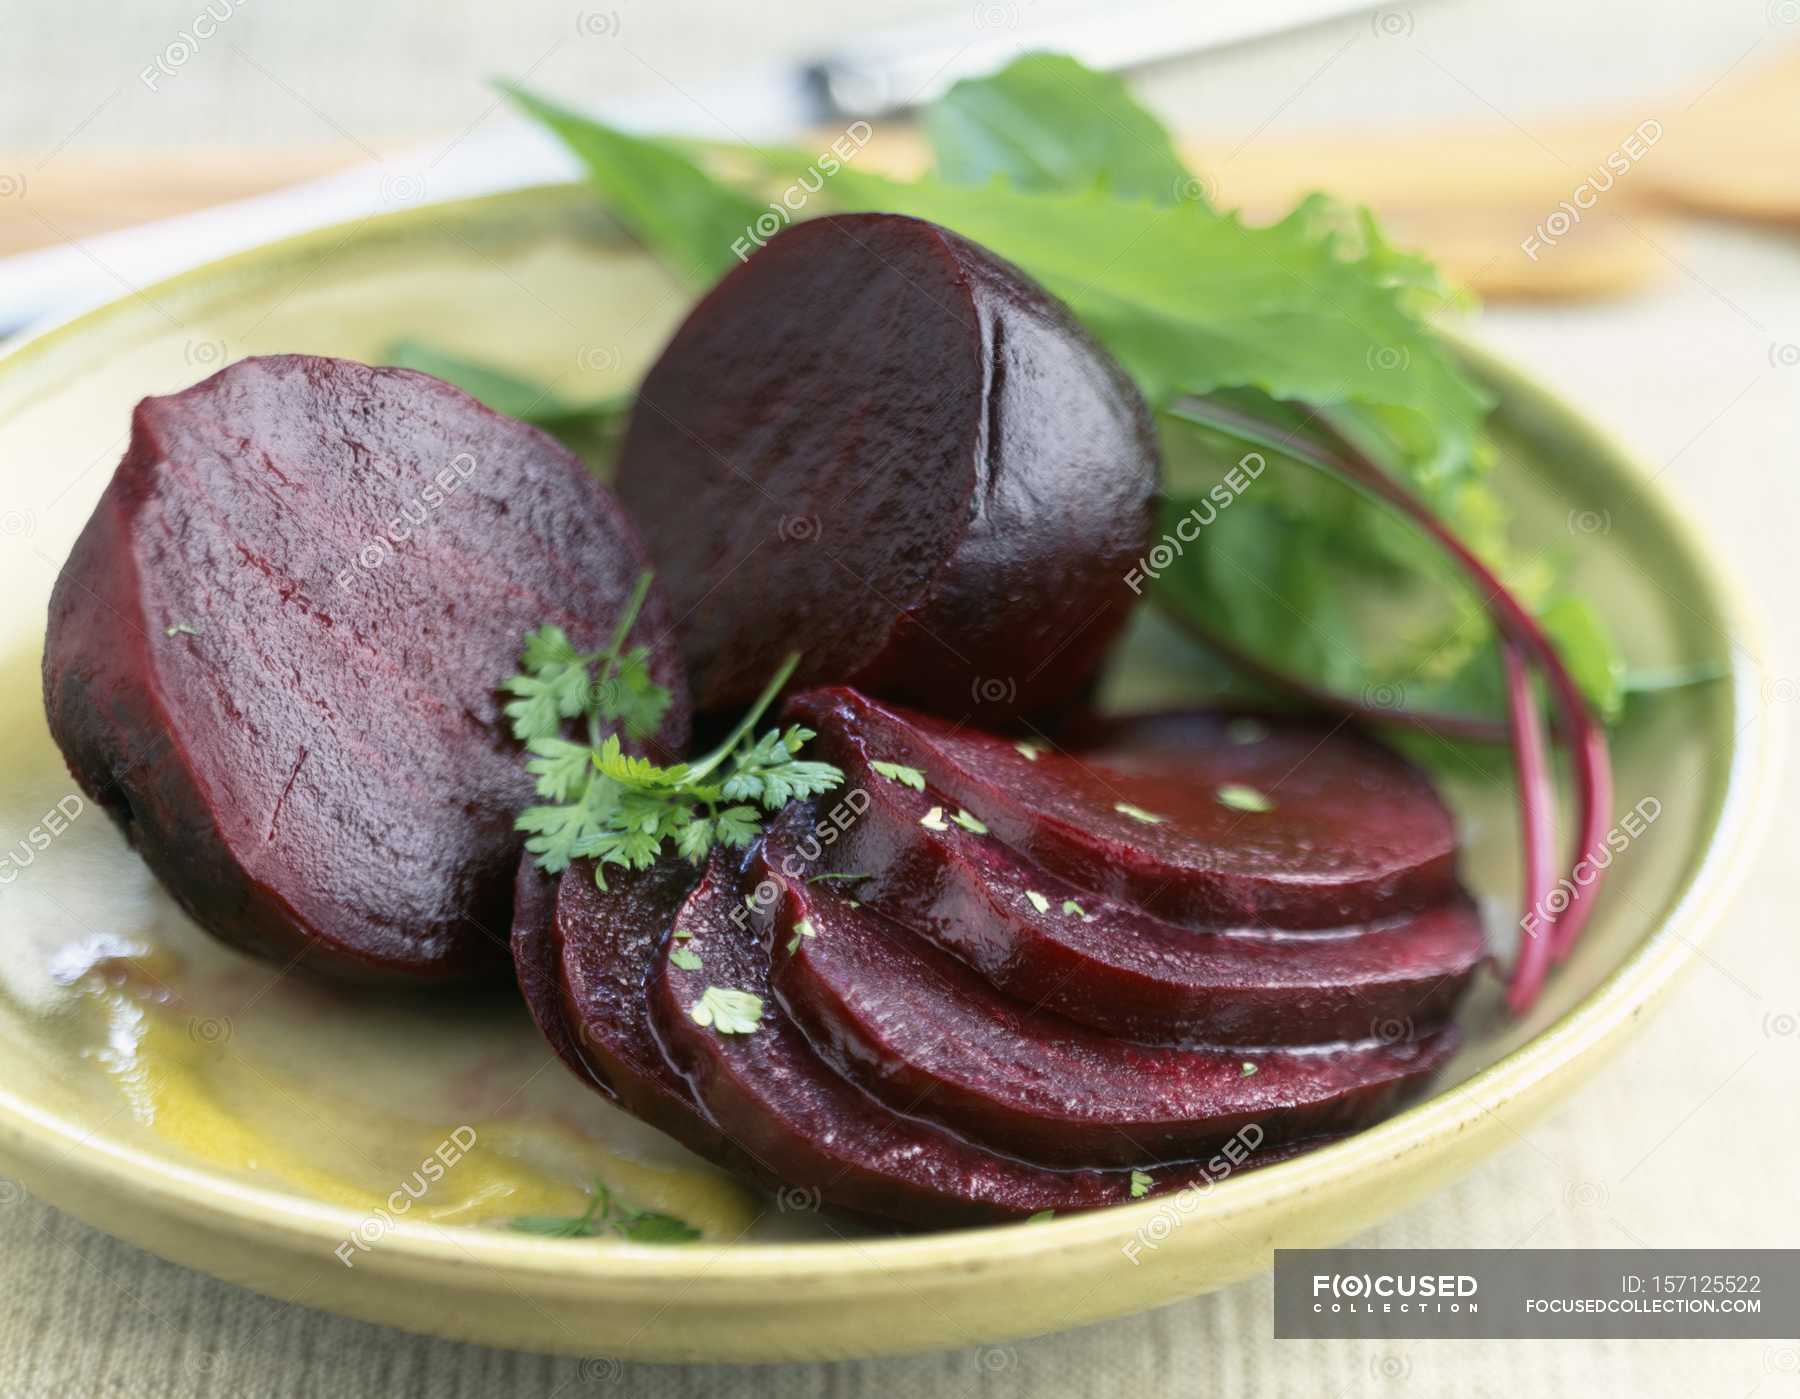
[669, 944, 702, 971]
[925, 53, 1194, 204]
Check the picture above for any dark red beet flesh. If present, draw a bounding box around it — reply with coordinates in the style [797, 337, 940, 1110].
[789, 688, 1459, 929]
[43, 355, 689, 983]
[753, 850, 1456, 1168]
[533, 857, 749, 1165]
[645, 851, 1332, 1225]
[613, 212, 1159, 719]
[756, 769, 1484, 1046]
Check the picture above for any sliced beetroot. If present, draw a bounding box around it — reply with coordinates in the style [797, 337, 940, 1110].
[510, 859, 591, 1084]
[613, 212, 1158, 719]
[43, 354, 689, 983]
[540, 857, 741, 1165]
[754, 859, 1455, 1169]
[757, 773, 1484, 1046]
[647, 850, 1333, 1226]
[789, 688, 1459, 929]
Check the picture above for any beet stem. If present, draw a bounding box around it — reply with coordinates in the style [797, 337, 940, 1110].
[1168, 396, 1614, 1010]
[1502, 642, 1559, 1011]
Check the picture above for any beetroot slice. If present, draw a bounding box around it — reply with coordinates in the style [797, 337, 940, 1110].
[511, 858, 591, 1085]
[789, 688, 1460, 930]
[42, 355, 689, 983]
[542, 858, 742, 1164]
[754, 855, 1455, 1169]
[646, 851, 1328, 1226]
[614, 212, 1158, 719]
[758, 772, 1484, 1046]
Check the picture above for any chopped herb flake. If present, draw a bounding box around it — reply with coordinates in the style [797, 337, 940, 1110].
[669, 945, 702, 971]
[951, 808, 988, 835]
[872, 760, 926, 791]
[1216, 784, 1275, 813]
[688, 985, 763, 1034]
[1114, 802, 1164, 825]
[1025, 890, 1051, 914]
[920, 805, 950, 831]
[1014, 741, 1044, 762]
[1129, 1169, 1152, 1198]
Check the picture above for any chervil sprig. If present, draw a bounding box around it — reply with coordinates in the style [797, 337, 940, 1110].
[503, 573, 843, 886]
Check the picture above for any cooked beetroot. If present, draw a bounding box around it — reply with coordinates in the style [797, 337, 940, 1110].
[613, 212, 1158, 718]
[790, 688, 1459, 929]
[645, 850, 1330, 1225]
[758, 767, 1484, 1046]
[43, 354, 689, 982]
[530, 856, 747, 1165]
[755, 854, 1455, 1169]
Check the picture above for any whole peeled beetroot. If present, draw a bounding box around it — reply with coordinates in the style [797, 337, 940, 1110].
[614, 212, 1159, 720]
[43, 355, 689, 984]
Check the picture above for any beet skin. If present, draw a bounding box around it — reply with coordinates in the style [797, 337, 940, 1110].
[43, 355, 689, 983]
[614, 212, 1159, 720]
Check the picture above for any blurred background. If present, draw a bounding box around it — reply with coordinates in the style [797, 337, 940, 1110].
[2, 1, 1797, 1395]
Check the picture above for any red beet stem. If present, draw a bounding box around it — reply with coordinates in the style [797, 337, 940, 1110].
[1502, 642, 1559, 1010]
[1168, 397, 1613, 1011]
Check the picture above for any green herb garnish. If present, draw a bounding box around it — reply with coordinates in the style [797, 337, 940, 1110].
[504, 572, 841, 886]
[1113, 802, 1164, 826]
[1014, 741, 1044, 762]
[688, 985, 763, 1035]
[951, 808, 988, 835]
[1025, 890, 1051, 914]
[919, 806, 950, 832]
[1129, 1170, 1152, 1199]
[872, 760, 926, 791]
[669, 945, 702, 971]
[1061, 899, 1088, 919]
[1216, 784, 1275, 814]
[509, 1179, 701, 1243]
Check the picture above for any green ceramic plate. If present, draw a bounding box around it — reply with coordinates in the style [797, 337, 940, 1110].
[0, 186, 1775, 1361]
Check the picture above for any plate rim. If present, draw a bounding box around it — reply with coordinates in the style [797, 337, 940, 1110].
[0, 183, 1780, 1297]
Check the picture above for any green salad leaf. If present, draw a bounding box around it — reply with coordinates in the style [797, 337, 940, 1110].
[923, 52, 1194, 202]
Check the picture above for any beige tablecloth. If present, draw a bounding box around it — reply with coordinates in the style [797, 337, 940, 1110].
[3, 2, 1797, 1393]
